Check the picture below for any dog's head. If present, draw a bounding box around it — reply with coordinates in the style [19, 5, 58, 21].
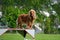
[29, 9, 36, 19]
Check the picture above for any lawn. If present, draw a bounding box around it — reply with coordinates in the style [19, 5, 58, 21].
[0, 33, 60, 40]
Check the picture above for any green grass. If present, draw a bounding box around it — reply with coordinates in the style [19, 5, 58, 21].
[0, 33, 60, 40]
[36, 34, 60, 40]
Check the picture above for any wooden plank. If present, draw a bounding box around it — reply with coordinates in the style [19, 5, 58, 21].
[0, 28, 35, 39]
[8, 28, 25, 30]
[6, 28, 32, 30]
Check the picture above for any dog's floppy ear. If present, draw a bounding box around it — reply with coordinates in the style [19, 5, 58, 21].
[28, 10, 31, 16]
[30, 11, 32, 17]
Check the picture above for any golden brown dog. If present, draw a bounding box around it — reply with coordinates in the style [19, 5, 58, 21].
[16, 9, 36, 29]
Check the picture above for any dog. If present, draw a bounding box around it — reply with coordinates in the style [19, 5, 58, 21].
[16, 9, 36, 29]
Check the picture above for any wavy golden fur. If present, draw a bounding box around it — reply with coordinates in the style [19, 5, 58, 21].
[16, 9, 36, 29]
